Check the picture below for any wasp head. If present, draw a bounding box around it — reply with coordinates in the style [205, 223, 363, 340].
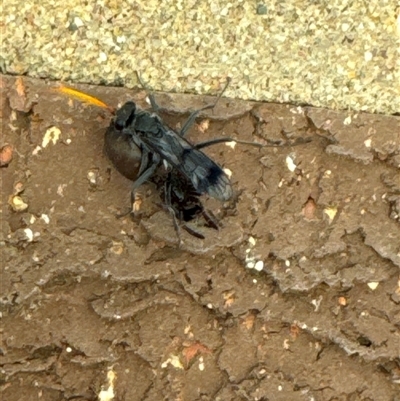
[114, 101, 137, 131]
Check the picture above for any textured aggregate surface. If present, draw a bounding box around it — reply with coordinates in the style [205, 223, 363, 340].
[2, 0, 400, 114]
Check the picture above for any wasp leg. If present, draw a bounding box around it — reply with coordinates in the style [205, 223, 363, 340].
[129, 160, 159, 214]
[163, 173, 173, 204]
[179, 78, 231, 137]
[166, 205, 183, 245]
[161, 182, 184, 245]
[202, 209, 220, 230]
[132, 162, 159, 193]
[182, 224, 205, 240]
[137, 147, 150, 177]
[194, 136, 312, 150]
[131, 149, 161, 200]
[194, 137, 264, 150]
[135, 71, 161, 112]
[179, 104, 215, 137]
[115, 209, 133, 219]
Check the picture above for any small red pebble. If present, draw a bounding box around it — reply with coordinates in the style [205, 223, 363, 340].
[0, 144, 13, 167]
[302, 196, 317, 219]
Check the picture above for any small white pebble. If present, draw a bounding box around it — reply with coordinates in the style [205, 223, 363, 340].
[341, 23, 350, 32]
[98, 369, 116, 401]
[286, 155, 297, 172]
[24, 228, 34, 242]
[285, 260, 290, 267]
[41, 214, 50, 224]
[246, 261, 255, 269]
[364, 51, 373, 62]
[207, 303, 213, 309]
[248, 236, 256, 247]
[367, 282, 379, 290]
[164, 355, 181, 369]
[32, 145, 42, 155]
[198, 356, 205, 371]
[87, 171, 97, 184]
[311, 297, 322, 312]
[73, 16, 84, 28]
[254, 260, 264, 272]
[66, 347, 72, 353]
[225, 141, 237, 149]
[324, 206, 338, 222]
[98, 52, 107, 62]
[57, 184, 66, 196]
[42, 126, 61, 148]
[253, 279, 257, 284]
[343, 116, 352, 125]
[65, 47, 74, 56]
[364, 139, 372, 148]
[223, 168, 232, 178]
[10, 196, 28, 212]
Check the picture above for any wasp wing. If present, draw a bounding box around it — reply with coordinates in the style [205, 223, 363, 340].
[133, 112, 233, 201]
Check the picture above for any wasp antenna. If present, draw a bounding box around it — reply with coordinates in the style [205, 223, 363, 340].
[136, 71, 151, 91]
[135, 71, 160, 111]
[215, 77, 231, 103]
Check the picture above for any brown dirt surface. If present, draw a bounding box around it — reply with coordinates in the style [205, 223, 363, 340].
[1, 74, 400, 401]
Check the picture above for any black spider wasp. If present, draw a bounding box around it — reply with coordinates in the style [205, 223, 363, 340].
[105, 73, 311, 240]
[105, 74, 263, 239]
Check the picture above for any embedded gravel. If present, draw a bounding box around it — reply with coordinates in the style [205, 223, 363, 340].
[2, 1, 400, 114]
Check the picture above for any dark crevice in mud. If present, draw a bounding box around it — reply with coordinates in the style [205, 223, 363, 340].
[144, 246, 186, 263]
[356, 336, 373, 347]
[369, 147, 400, 168]
[303, 110, 338, 144]
[29, 345, 63, 360]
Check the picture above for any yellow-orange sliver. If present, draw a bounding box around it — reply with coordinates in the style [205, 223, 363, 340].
[54, 85, 114, 112]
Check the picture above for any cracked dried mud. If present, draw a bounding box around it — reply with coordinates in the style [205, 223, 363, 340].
[1, 75, 400, 401]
